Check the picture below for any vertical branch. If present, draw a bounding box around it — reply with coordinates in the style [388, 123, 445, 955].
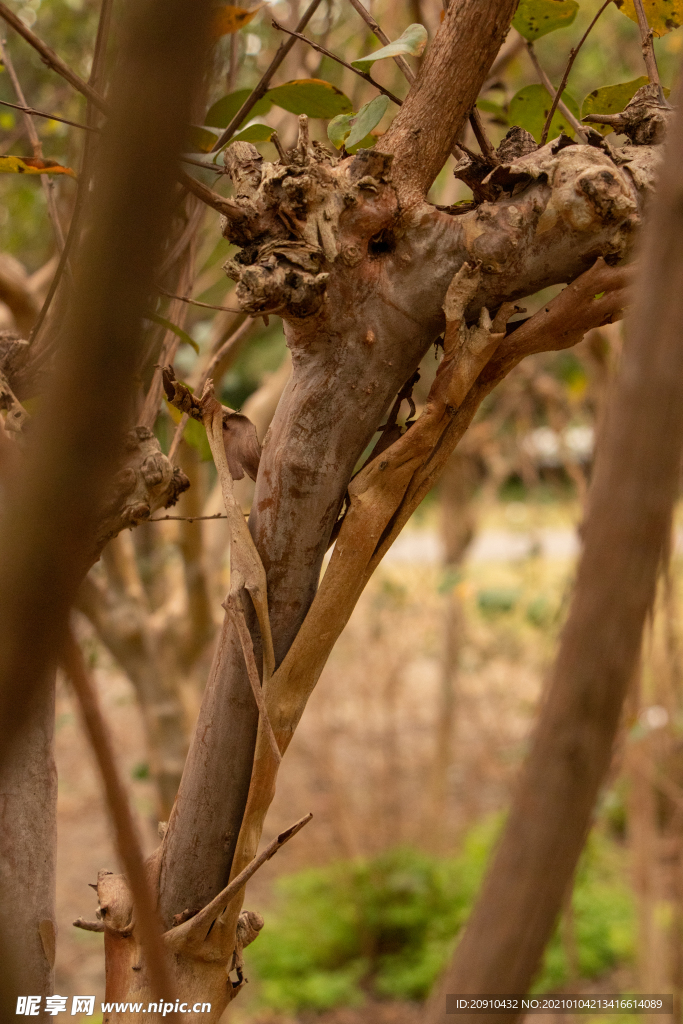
[62, 630, 176, 1001]
[633, 0, 666, 103]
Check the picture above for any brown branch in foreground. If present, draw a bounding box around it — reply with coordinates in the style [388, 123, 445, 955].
[212, 0, 324, 152]
[633, 0, 666, 103]
[62, 629, 176, 1001]
[376, 0, 518, 204]
[0, 1, 107, 112]
[427, 96, 683, 1024]
[540, 0, 613, 145]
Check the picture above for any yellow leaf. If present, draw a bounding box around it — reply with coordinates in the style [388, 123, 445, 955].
[614, 0, 683, 37]
[0, 155, 75, 177]
[212, 3, 265, 37]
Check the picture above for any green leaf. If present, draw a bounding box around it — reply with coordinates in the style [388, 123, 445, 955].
[266, 78, 352, 118]
[229, 123, 275, 143]
[205, 88, 272, 130]
[581, 77, 650, 135]
[146, 312, 199, 354]
[328, 94, 390, 151]
[508, 83, 579, 142]
[614, 0, 683, 36]
[351, 23, 428, 73]
[512, 0, 579, 40]
[186, 124, 222, 153]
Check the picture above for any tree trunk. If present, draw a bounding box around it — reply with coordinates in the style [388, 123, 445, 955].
[0, 674, 56, 1012]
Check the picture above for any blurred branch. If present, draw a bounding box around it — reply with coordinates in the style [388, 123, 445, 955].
[270, 18, 403, 106]
[0, 2, 108, 112]
[540, 0, 612, 145]
[212, 0, 324, 152]
[62, 629, 176, 999]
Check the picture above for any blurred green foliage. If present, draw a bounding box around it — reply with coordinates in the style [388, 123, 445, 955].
[246, 820, 634, 1013]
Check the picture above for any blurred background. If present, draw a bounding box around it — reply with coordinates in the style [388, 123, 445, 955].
[2, 0, 683, 1019]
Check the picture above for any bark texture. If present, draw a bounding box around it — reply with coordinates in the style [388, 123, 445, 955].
[160, 123, 654, 928]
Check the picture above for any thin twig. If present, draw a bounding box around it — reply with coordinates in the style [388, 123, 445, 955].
[271, 18, 403, 106]
[0, 38, 67, 255]
[62, 628, 176, 1001]
[632, 0, 666, 104]
[469, 106, 498, 162]
[526, 42, 587, 143]
[540, 0, 612, 146]
[230, 592, 282, 764]
[149, 512, 229, 521]
[0, 97, 97, 132]
[345, 0, 416, 84]
[212, 0, 324, 152]
[0, 2, 108, 112]
[174, 813, 313, 939]
[157, 286, 241, 313]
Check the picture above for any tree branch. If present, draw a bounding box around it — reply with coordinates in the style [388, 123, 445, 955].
[633, 0, 666, 103]
[376, 0, 519, 204]
[526, 41, 587, 143]
[270, 17, 403, 106]
[0, 2, 108, 112]
[62, 630, 176, 1001]
[212, 0, 324, 153]
[540, 0, 612, 145]
[345, 0, 416, 84]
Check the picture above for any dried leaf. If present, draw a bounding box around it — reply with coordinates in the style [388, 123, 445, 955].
[614, 0, 683, 36]
[351, 23, 428, 73]
[0, 155, 75, 177]
[509, 83, 580, 142]
[212, 3, 265, 38]
[512, 0, 579, 40]
[223, 411, 261, 481]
